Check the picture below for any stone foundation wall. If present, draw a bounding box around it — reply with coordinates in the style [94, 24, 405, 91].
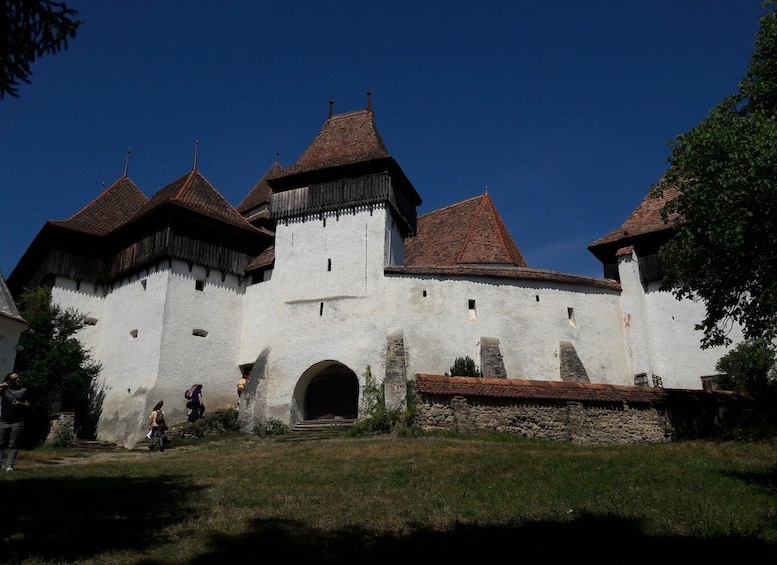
[415, 395, 671, 444]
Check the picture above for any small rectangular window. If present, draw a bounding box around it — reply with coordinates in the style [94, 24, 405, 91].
[468, 299, 477, 321]
[701, 376, 717, 392]
[422, 290, 427, 297]
[84, 317, 98, 326]
[195, 279, 206, 291]
[141, 279, 147, 290]
[634, 373, 648, 387]
[192, 329, 208, 337]
[327, 258, 332, 271]
[568, 307, 576, 328]
[319, 302, 324, 316]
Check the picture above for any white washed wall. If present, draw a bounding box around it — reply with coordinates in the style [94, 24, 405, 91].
[240, 206, 633, 427]
[0, 316, 26, 377]
[643, 281, 742, 389]
[156, 261, 245, 418]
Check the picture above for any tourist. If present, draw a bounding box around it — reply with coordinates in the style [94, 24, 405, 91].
[187, 384, 204, 422]
[149, 400, 167, 452]
[0, 372, 31, 471]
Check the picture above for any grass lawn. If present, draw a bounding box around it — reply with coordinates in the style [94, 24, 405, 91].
[2, 431, 776, 563]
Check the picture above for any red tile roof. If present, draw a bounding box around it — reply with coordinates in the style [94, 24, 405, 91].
[270, 109, 391, 180]
[415, 374, 659, 403]
[245, 246, 275, 271]
[50, 176, 148, 235]
[237, 161, 282, 215]
[386, 264, 620, 290]
[404, 194, 527, 268]
[137, 170, 261, 232]
[589, 182, 681, 249]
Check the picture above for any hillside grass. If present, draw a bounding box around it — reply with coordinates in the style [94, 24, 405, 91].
[2, 431, 777, 563]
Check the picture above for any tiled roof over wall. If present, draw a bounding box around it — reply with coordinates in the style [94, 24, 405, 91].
[385, 264, 620, 290]
[416, 374, 666, 402]
[404, 194, 527, 268]
[138, 170, 260, 232]
[589, 183, 681, 249]
[270, 109, 391, 180]
[237, 161, 282, 215]
[50, 177, 148, 236]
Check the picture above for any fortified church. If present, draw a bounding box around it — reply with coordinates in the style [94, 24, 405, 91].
[7, 100, 741, 447]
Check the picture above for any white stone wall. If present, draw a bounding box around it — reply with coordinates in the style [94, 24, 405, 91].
[643, 281, 742, 389]
[240, 205, 633, 428]
[0, 316, 26, 377]
[381, 274, 630, 385]
[615, 249, 743, 390]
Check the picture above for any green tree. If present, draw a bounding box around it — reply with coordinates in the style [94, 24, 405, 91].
[449, 356, 481, 377]
[13, 286, 101, 443]
[652, 4, 777, 348]
[1, 0, 81, 98]
[715, 338, 777, 397]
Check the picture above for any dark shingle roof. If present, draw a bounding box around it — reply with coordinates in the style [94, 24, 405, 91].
[270, 109, 391, 180]
[138, 170, 260, 231]
[237, 161, 283, 215]
[50, 177, 148, 236]
[404, 194, 527, 268]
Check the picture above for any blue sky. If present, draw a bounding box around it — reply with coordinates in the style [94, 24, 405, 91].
[0, 1, 767, 279]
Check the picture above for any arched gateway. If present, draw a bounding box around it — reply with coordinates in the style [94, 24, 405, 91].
[297, 361, 359, 421]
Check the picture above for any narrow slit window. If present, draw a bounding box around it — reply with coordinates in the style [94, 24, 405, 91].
[140, 279, 147, 290]
[192, 329, 208, 337]
[568, 307, 576, 328]
[468, 299, 477, 321]
[319, 302, 324, 316]
[422, 290, 427, 297]
[327, 258, 332, 271]
[536, 295, 540, 302]
[195, 279, 206, 291]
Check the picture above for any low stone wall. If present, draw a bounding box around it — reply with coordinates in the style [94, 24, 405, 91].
[415, 395, 671, 444]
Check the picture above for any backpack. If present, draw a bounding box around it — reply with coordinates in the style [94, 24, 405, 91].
[155, 410, 165, 425]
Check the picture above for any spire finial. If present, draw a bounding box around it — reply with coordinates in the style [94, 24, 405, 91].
[275, 151, 279, 163]
[329, 99, 334, 118]
[484, 185, 488, 194]
[123, 147, 131, 178]
[193, 139, 199, 171]
[367, 90, 372, 109]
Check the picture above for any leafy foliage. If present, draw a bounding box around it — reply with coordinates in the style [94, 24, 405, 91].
[253, 418, 289, 438]
[13, 286, 101, 419]
[49, 423, 77, 448]
[715, 339, 777, 397]
[1, 0, 81, 98]
[352, 366, 418, 435]
[448, 356, 481, 377]
[652, 4, 777, 348]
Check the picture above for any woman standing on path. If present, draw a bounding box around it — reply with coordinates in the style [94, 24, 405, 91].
[149, 400, 167, 452]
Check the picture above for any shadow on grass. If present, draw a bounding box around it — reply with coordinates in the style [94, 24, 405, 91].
[0, 474, 202, 563]
[2, 473, 776, 563]
[180, 515, 777, 564]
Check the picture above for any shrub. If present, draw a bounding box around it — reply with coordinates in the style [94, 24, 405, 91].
[449, 356, 481, 377]
[253, 418, 289, 438]
[352, 366, 419, 436]
[715, 339, 777, 398]
[50, 424, 77, 448]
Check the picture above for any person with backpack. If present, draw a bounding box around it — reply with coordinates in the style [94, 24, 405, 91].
[186, 384, 204, 423]
[149, 400, 167, 452]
